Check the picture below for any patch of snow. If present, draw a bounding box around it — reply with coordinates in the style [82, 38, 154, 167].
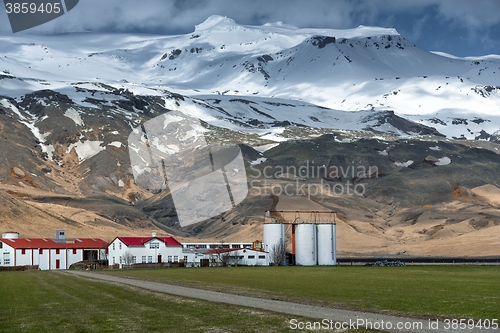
[118, 179, 125, 187]
[335, 137, 352, 143]
[429, 146, 441, 151]
[108, 141, 122, 148]
[66, 140, 105, 161]
[0, 99, 26, 120]
[378, 150, 389, 156]
[253, 143, 279, 152]
[64, 108, 84, 126]
[435, 157, 451, 166]
[250, 157, 267, 165]
[395, 160, 413, 167]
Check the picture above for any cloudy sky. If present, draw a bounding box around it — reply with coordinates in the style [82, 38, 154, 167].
[1, 0, 499, 57]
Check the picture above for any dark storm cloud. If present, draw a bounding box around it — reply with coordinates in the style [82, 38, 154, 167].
[0, 0, 498, 55]
[1, 0, 499, 34]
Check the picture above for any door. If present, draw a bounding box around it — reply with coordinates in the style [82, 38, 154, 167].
[3, 253, 10, 266]
[55, 259, 60, 269]
[157, 255, 162, 263]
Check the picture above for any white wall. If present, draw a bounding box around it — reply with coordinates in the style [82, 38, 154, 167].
[208, 249, 269, 266]
[0, 243, 14, 267]
[0, 245, 98, 270]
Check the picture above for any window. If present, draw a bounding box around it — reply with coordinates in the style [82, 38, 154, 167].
[112, 243, 115, 250]
[119, 256, 122, 264]
[119, 243, 122, 250]
[147, 256, 152, 263]
[248, 255, 255, 259]
[167, 255, 172, 262]
[72, 249, 77, 255]
[174, 256, 178, 262]
[221, 244, 230, 248]
[132, 256, 137, 264]
[243, 244, 251, 248]
[187, 244, 196, 249]
[112, 257, 115, 264]
[232, 244, 241, 249]
[21, 249, 26, 255]
[149, 242, 159, 249]
[183, 256, 188, 262]
[209, 244, 218, 249]
[39, 249, 43, 254]
[142, 256, 146, 263]
[55, 249, 60, 255]
[259, 255, 266, 259]
[0, 242, 2, 249]
[198, 245, 207, 249]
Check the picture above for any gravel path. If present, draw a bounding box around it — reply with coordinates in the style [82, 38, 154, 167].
[64, 271, 499, 333]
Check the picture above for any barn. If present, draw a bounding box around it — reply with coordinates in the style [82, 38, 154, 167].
[0, 232, 108, 270]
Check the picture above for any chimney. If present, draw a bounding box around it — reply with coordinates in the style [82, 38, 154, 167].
[152, 232, 156, 238]
[56, 230, 66, 241]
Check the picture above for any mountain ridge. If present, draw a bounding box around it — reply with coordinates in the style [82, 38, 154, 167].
[1, 17, 500, 256]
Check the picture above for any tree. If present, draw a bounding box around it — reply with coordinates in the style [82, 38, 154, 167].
[122, 251, 134, 267]
[270, 240, 287, 266]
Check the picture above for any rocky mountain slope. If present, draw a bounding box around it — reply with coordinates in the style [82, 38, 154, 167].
[0, 16, 499, 256]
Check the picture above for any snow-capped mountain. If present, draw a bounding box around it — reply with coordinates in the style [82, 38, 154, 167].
[1, 15, 499, 141]
[2, 16, 500, 253]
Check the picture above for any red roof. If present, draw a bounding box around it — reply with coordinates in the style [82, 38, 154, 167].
[203, 248, 268, 255]
[114, 236, 182, 247]
[0, 238, 108, 249]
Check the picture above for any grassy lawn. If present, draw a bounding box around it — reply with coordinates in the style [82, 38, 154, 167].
[0, 271, 378, 333]
[101, 265, 500, 320]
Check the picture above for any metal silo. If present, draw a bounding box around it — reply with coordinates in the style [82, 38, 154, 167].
[317, 224, 336, 265]
[1, 231, 19, 239]
[295, 224, 317, 266]
[263, 223, 285, 264]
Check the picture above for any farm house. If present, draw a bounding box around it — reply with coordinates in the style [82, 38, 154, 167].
[108, 235, 183, 267]
[0, 231, 108, 270]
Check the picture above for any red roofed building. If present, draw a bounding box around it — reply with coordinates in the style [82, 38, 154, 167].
[108, 234, 183, 267]
[0, 233, 108, 270]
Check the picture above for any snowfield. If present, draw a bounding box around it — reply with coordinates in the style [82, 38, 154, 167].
[0, 15, 499, 141]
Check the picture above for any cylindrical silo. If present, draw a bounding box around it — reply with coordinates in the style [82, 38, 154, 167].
[317, 224, 337, 265]
[295, 224, 317, 266]
[1, 231, 19, 239]
[264, 223, 285, 264]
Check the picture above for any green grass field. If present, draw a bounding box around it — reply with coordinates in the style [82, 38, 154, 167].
[102, 265, 500, 320]
[0, 271, 378, 333]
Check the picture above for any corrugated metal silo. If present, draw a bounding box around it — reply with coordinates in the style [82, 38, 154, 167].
[317, 224, 336, 265]
[263, 223, 285, 263]
[295, 224, 317, 266]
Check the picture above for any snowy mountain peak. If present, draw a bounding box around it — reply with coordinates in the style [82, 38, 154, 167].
[194, 15, 238, 31]
[0, 16, 499, 142]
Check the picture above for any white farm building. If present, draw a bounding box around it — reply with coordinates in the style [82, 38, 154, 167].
[0, 233, 108, 270]
[108, 236, 183, 267]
